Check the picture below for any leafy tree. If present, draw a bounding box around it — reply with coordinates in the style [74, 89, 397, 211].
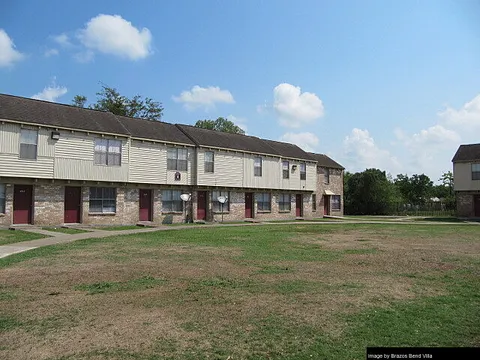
[195, 117, 245, 135]
[71, 84, 163, 121]
[394, 173, 433, 205]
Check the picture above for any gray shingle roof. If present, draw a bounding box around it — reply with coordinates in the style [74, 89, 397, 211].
[452, 143, 480, 162]
[308, 153, 344, 169]
[177, 124, 314, 160]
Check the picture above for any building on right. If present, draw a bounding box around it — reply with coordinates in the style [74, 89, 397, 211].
[308, 153, 345, 217]
[452, 143, 480, 218]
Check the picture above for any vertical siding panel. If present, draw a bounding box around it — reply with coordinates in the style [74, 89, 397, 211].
[0, 123, 19, 154]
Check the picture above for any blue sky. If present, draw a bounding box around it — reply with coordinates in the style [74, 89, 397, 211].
[1, 0, 479, 182]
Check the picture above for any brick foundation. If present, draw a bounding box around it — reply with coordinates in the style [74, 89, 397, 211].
[456, 191, 480, 218]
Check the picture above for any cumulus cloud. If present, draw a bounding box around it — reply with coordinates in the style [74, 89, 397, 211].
[77, 14, 152, 60]
[279, 132, 320, 152]
[273, 83, 324, 128]
[44, 48, 59, 57]
[32, 79, 68, 102]
[438, 94, 480, 133]
[73, 50, 94, 63]
[0, 29, 24, 67]
[173, 85, 235, 111]
[343, 128, 401, 174]
[52, 33, 72, 47]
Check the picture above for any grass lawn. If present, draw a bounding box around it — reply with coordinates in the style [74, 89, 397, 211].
[0, 223, 479, 359]
[41, 227, 90, 234]
[0, 229, 48, 246]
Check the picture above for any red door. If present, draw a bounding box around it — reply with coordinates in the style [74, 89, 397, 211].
[13, 185, 33, 224]
[245, 193, 253, 218]
[64, 186, 81, 223]
[324, 195, 330, 216]
[197, 191, 207, 220]
[474, 195, 480, 217]
[139, 189, 153, 221]
[296, 194, 303, 217]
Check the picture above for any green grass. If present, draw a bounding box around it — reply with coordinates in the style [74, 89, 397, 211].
[0, 223, 479, 360]
[0, 229, 48, 246]
[41, 227, 89, 234]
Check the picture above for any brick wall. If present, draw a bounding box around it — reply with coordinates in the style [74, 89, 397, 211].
[34, 184, 64, 225]
[316, 167, 344, 216]
[0, 183, 13, 227]
[456, 191, 479, 218]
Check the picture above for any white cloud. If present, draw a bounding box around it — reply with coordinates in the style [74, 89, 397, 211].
[279, 132, 320, 152]
[73, 50, 94, 63]
[343, 128, 401, 174]
[32, 79, 68, 102]
[273, 83, 324, 128]
[438, 94, 480, 134]
[0, 29, 24, 67]
[77, 14, 152, 60]
[173, 85, 235, 111]
[52, 33, 72, 47]
[44, 48, 59, 57]
[227, 115, 248, 133]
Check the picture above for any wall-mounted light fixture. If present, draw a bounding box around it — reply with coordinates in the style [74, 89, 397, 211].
[291, 165, 297, 171]
[51, 131, 60, 140]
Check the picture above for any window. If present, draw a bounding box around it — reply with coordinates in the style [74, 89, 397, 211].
[331, 195, 341, 211]
[167, 148, 188, 171]
[20, 129, 38, 160]
[254, 157, 262, 176]
[312, 194, 317, 211]
[94, 139, 121, 166]
[256, 193, 271, 212]
[205, 151, 214, 173]
[278, 194, 291, 212]
[89, 187, 116, 213]
[0, 184, 5, 214]
[472, 164, 480, 180]
[300, 163, 306, 180]
[317, 166, 323, 174]
[324, 168, 330, 184]
[212, 190, 230, 212]
[162, 190, 183, 212]
[282, 161, 289, 179]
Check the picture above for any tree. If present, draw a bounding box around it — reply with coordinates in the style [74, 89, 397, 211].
[195, 117, 245, 135]
[394, 173, 433, 205]
[71, 84, 163, 121]
[344, 168, 398, 215]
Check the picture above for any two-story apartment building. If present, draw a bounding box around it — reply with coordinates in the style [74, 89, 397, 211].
[0, 93, 344, 226]
[452, 143, 480, 218]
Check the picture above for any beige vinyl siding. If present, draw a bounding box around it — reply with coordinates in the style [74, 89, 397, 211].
[38, 129, 55, 158]
[305, 163, 316, 191]
[0, 122, 19, 154]
[454, 162, 480, 191]
[279, 161, 316, 191]
[243, 155, 282, 189]
[197, 149, 244, 187]
[55, 133, 95, 160]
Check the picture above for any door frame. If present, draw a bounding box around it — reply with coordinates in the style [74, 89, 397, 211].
[296, 194, 303, 217]
[139, 189, 153, 222]
[197, 191, 207, 220]
[64, 186, 82, 223]
[323, 195, 330, 216]
[13, 184, 33, 225]
[245, 192, 254, 218]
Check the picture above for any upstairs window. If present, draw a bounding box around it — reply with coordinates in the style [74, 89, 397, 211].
[167, 148, 188, 171]
[162, 190, 183, 212]
[256, 193, 271, 212]
[89, 187, 116, 213]
[278, 193, 291, 211]
[94, 139, 121, 166]
[282, 161, 289, 179]
[20, 129, 38, 160]
[212, 190, 230, 212]
[254, 157, 262, 177]
[300, 163, 306, 180]
[205, 151, 214, 173]
[472, 164, 480, 180]
[0, 184, 5, 214]
[324, 168, 330, 184]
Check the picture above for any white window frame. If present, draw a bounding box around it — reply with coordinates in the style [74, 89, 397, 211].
[205, 151, 214, 173]
[254, 157, 262, 177]
[94, 139, 122, 166]
[472, 164, 480, 180]
[212, 190, 230, 212]
[0, 184, 6, 214]
[256, 192, 271, 212]
[19, 128, 38, 160]
[162, 190, 183, 213]
[300, 163, 306, 180]
[282, 161, 289, 179]
[167, 148, 188, 171]
[89, 187, 117, 213]
[278, 193, 291, 212]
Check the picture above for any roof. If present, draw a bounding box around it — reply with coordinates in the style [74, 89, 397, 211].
[308, 153, 344, 169]
[0, 93, 195, 146]
[177, 124, 314, 161]
[452, 143, 480, 162]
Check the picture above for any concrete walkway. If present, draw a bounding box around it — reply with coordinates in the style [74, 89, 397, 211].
[1, 219, 478, 259]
